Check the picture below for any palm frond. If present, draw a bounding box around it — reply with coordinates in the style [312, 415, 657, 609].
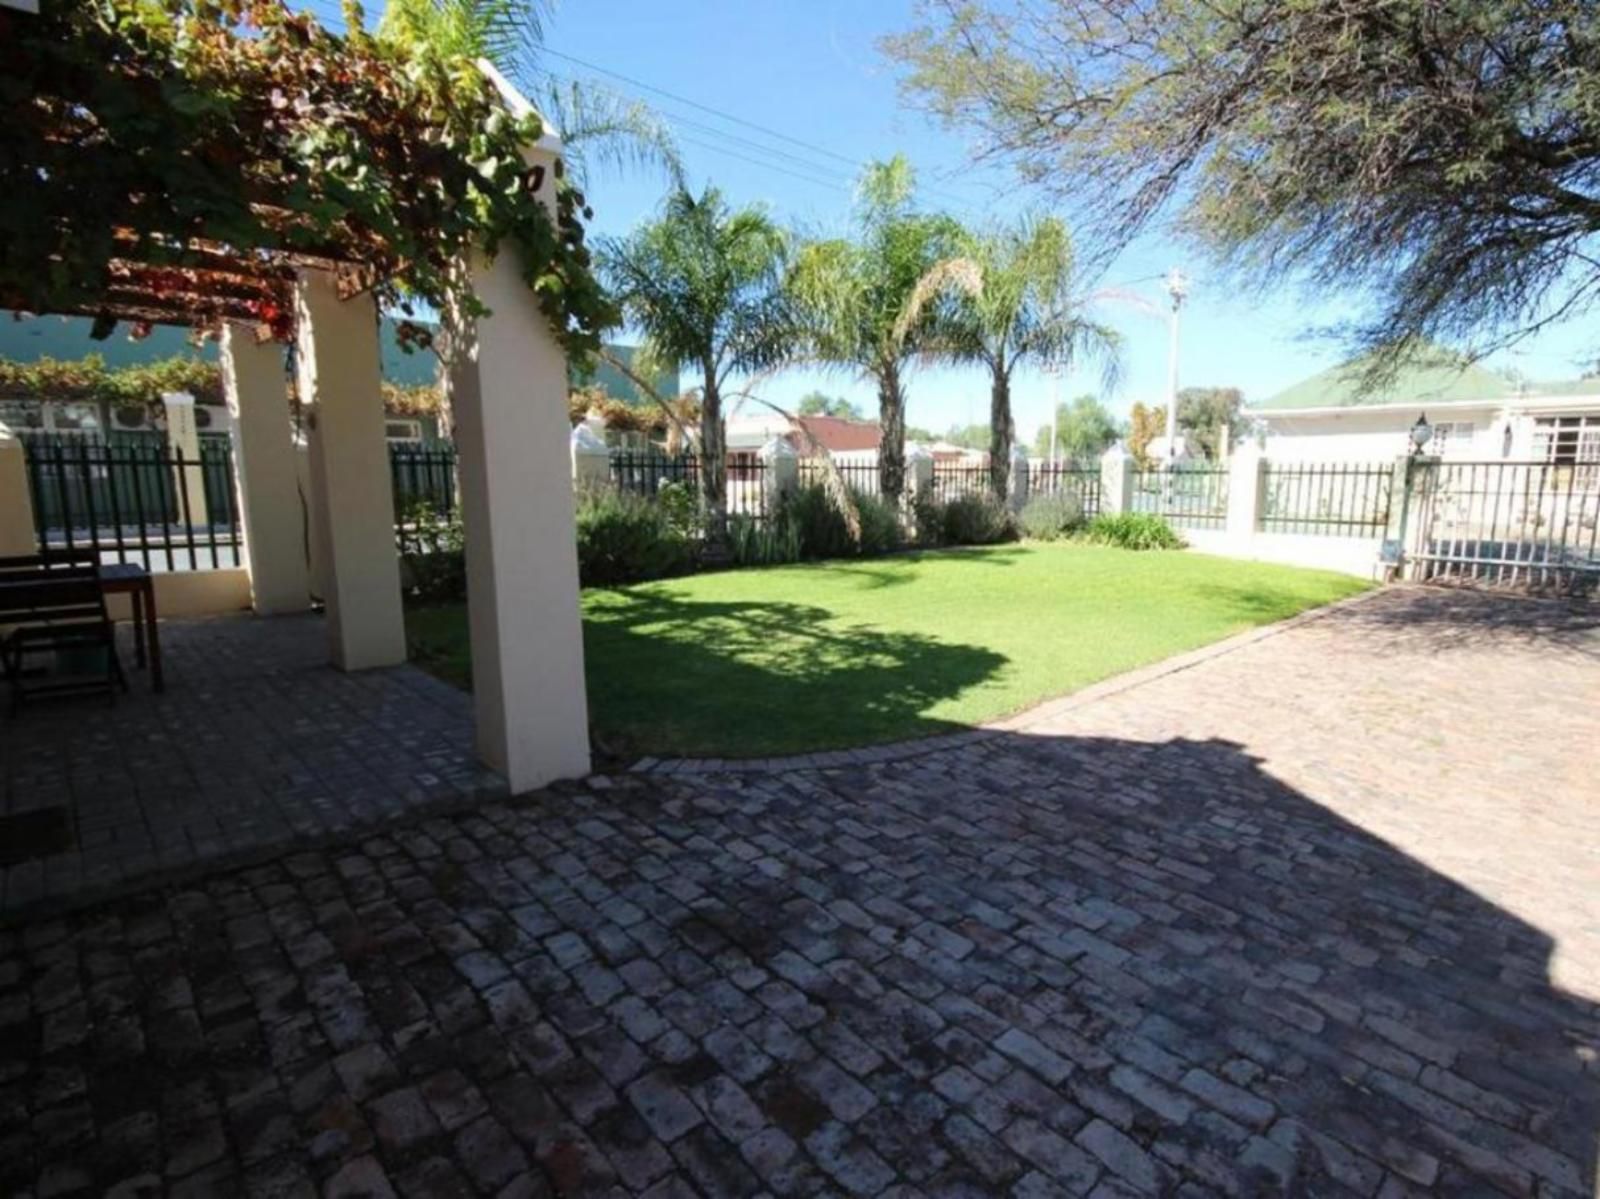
[535, 77, 685, 190]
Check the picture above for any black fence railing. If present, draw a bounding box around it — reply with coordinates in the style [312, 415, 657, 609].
[390, 445, 459, 518]
[1030, 463, 1102, 518]
[798, 459, 882, 498]
[1410, 459, 1600, 593]
[1132, 465, 1229, 530]
[22, 438, 242, 572]
[611, 452, 775, 527]
[1261, 461, 1393, 537]
[931, 463, 992, 502]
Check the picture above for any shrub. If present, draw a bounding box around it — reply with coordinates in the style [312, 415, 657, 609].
[853, 490, 904, 556]
[785, 483, 855, 560]
[653, 479, 699, 536]
[728, 513, 802, 567]
[1080, 512, 1186, 550]
[1019, 492, 1085, 541]
[398, 500, 467, 603]
[941, 493, 1015, 546]
[909, 493, 946, 548]
[575, 489, 695, 586]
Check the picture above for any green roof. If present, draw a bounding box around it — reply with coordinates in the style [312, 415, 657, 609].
[1257, 350, 1513, 412]
[0, 312, 675, 403]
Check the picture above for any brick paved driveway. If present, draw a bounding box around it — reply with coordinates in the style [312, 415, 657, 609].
[1, 587, 1596, 1197]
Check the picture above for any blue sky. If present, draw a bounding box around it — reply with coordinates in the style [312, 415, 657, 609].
[306, 0, 1597, 443]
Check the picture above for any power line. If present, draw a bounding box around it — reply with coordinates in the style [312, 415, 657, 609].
[293, 3, 978, 207]
[538, 46, 862, 170]
[675, 136, 853, 194]
[538, 69, 858, 185]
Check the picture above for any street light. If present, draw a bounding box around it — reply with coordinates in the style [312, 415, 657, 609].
[1162, 267, 1189, 507]
[1409, 412, 1433, 456]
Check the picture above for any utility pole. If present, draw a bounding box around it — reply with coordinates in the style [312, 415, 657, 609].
[1047, 362, 1061, 469]
[1162, 267, 1188, 509]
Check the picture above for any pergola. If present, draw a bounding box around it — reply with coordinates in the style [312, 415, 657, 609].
[0, 5, 592, 791]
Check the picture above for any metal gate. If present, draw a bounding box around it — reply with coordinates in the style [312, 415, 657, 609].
[1404, 459, 1600, 595]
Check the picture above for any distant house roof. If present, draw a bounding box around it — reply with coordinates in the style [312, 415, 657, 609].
[791, 415, 880, 453]
[0, 312, 672, 400]
[1254, 349, 1513, 413]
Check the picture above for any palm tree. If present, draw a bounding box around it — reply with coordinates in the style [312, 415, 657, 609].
[788, 156, 959, 505]
[375, 0, 682, 188]
[906, 216, 1121, 501]
[599, 188, 791, 541]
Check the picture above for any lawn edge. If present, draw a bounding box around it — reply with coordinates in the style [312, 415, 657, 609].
[623, 582, 1390, 777]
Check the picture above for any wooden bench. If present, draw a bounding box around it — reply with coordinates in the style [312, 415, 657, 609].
[0, 557, 126, 713]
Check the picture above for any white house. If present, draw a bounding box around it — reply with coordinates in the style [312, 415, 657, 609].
[1244, 352, 1600, 468]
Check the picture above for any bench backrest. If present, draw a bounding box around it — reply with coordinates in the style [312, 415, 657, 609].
[0, 563, 109, 626]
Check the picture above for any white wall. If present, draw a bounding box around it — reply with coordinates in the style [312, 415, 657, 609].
[1259, 406, 1503, 463]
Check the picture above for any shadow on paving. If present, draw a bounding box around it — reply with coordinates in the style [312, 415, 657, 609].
[582, 590, 1008, 760]
[0, 730, 1593, 1196]
[1334, 585, 1600, 656]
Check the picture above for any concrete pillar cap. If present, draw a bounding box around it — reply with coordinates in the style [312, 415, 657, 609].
[906, 442, 933, 462]
[570, 423, 609, 455]
[759, 435, 797, 460]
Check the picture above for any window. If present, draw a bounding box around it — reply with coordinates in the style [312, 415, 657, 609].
[1428, 421, 1474, 456]
[1533, 414, 1600, 484]
[385, 419, 423, 444]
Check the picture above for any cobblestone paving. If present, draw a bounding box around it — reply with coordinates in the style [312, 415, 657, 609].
[1, 587, 1596, 1196]
[0, 615, 504, 915]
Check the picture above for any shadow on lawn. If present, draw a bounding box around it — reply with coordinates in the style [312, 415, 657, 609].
[821, 545, 1033, 591]
[583, 588, 1008, 760]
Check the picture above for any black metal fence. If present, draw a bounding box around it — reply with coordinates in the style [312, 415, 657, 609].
[22, 437, 242, 571]
[798, 458, 881, 498]
[930, 463, 991, 502]
[1261, 461, 1393, 537]
[390, 445, 459, 519]
[1031, 463, 1102, 518]
[1132, 464, 1229, 530]
[1408, 459, 1600, 593]
[611, 451, 774, 527]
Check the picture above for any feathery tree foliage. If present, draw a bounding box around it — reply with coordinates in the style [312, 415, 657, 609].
[1034, 393, 1121, 464]
[377, 0, 682, 191]
[599, 188, 791, 538]
[904, 214, 1119, 500]
[788, 156, 960, 504]
[885, 0, 1600, 377]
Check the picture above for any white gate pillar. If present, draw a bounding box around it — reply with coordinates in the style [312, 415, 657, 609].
[294, 268, 406, 670]
[1226, 441, 1265, 544]
[449, 205, 591, 789]
[0, 424, 36, 556]
[571, 424, 611, 491]
[162, 391, 209, 530]
[1100, 446, 1135, 514]
[759, 436, 799, 507]
[222, 323, 308, 613]
[1007, 443, 1030, 512]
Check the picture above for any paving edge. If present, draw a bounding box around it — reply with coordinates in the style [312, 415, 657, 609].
[626, 584, 1398, 778]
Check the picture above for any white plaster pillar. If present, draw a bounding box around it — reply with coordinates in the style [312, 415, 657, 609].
[0, 423, 37, 556]
[1007, 443, 1030, 512]
[221, 324, 308, 613]
[162, 391, 209, 529]
[1100, 446, 1135, 514]
[571, 423, 611, 491]
[1226, 441, 1265, 544]
[759, 436, 799, 507]
[294, 269, 406, 670]
[449, 230, 592, 791]
[907, 443, 934, 500]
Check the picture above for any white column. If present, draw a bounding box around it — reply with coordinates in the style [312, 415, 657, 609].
[759, 436, 799, 507]
[1007, 443, 1030, 512]
[294, 269, 406, 670]
[221, 324, 307, 613]
[907, 443, 934, 500]
[449, 234, 592, 791]
[162, 391, 209, 529]
[571, 423, 611, 491]
[0, 423, 36, 556]
[1100, 446, 1135, 514]
[1226, 441, 1265, 544]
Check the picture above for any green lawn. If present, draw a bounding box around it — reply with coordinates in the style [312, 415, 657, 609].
[406, 544, 1367, 759]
